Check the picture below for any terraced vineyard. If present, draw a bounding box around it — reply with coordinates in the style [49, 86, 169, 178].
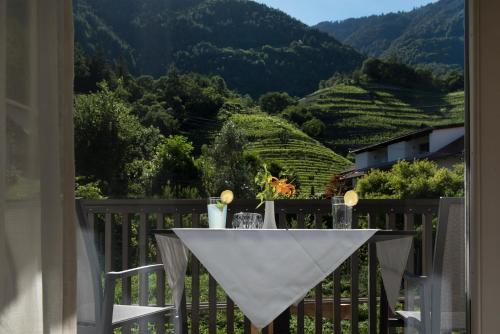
[230, 113, 352, 194]
[301, 84, 465, 154]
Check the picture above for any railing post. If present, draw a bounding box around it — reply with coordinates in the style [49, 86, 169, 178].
[273, 210, 292, 334]
[297, 213, 306, 334]
[104, 213, 112, 273]
[350, 213, 359, 334]
[122, 213, 132, 334]
[156, 213, 166, 334]
[404, 213, 416, 314]
[225, 210, 235, 333]
[208, 275, 217, 334]
[174, 213, 188, 334]
[368, 213, 377, 334]
[422, 212, 434, 275]
[315, 214, 324, 334]
[386, 213, 397, 334]
[139, 212, 148, 333]
[191, 213, 201, 334]
[333, 269, 342, 334]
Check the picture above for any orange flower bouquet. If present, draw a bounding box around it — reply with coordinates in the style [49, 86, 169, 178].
[255, 164, 296, 208]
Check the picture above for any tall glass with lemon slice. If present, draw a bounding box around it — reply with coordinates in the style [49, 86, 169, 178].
[332, 190, 358, 229]
[207, 190, 234, 229]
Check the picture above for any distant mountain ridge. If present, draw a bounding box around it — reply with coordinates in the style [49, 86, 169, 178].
[74, 0, 364, 97]
[315, 0, 464, 70]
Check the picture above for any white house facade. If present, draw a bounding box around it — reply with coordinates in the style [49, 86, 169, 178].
[343, 123, 465, 182]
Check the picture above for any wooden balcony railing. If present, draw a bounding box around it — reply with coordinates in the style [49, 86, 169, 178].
[78, 199, 439, 334]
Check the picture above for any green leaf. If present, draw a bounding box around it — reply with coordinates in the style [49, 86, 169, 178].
[215, 201, 225, 212]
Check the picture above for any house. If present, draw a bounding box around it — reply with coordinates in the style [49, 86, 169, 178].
[341, 123, 465, 183]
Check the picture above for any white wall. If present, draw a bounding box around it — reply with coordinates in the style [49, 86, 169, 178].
[355, 152, 369, 169]
[429, 127, 464, 152]
[355, 148, 388, 169]
[388, 141, 408, 161]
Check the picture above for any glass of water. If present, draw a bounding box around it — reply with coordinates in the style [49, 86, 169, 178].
[332, 196, 352, 229]
[207, 197, 227, 229]
[232, 212, 264, 229]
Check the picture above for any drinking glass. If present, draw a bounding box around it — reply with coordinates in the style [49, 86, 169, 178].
[332, 196, 352, 229]
[232, 212, 264, 229]
[207, 197, 227, 229]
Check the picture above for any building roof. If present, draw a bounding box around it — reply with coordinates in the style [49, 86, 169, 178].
[340, 136, 464, 180]
[350, 123, 464, 154]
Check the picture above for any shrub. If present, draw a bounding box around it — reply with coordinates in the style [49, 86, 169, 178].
[356, 160, 464, 199]
[301, 118, 326, 137]
[259, 92, 297, 114]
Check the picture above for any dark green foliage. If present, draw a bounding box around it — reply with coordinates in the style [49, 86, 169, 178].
[355, 160, 464, 199]
[153, 135, 200, 197]
[75, 178, 105, 199]
[358, 57, 463, 92]
[315, 0, 464, 70]
[361, 58, 434, 90]
[301, 118, 326, 137]
[259, 92, 297, 115]
[74, 83, 164, 196]
[199, 121, 260, 198]
[74, 45, 114, 93]
[89, 66, 235, 150]
[74, 0, 364, 97]
[281, 106, 314, 126]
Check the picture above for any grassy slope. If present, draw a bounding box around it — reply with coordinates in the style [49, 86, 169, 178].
[230, 113, 352, 193]
[301, 84, 465, 154]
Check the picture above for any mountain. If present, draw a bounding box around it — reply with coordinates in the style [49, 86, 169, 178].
[74, 0, 364, 97]
[314, 0, 464, 70]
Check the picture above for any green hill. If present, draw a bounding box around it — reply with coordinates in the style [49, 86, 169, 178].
[297, 84, 465, 155]
[74, 0, 363, 97]
[314, 0, 464, 70]
[230, 113, 352, 192]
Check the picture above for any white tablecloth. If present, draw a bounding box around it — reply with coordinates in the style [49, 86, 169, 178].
[156, 229, 412, 329]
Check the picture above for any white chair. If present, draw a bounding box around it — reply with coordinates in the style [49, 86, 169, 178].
[76, 199, 177, 334]
[393, 197, 466, 333]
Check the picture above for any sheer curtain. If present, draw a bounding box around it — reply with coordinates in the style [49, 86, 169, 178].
[0, 0, 76, 333]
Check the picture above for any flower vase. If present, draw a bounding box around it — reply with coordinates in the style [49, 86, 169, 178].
[263, 201, 277, 229]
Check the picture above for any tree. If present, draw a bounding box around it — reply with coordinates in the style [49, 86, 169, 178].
[301, 118, 326, 137]
[259, 92, 297, 114]
[153, 135, 199, 197]
[355, 160, 464, 199]
[74, 83, 163, 196]
[324, 175, 347, 199]
[200, 121, 259, 198]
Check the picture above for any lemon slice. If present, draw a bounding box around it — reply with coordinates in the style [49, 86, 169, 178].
[220, 190, 234, 204]
[344, 190, 359, 207]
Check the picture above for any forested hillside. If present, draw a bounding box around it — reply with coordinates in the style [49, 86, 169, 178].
[74, 0, 363, 97]
[315, 0, 464, 71]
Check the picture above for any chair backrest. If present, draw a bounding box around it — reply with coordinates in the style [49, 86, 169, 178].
[75, 199, 104, 332]
[431, 197, 466, 332]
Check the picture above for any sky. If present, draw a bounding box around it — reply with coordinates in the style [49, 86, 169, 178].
[252, 0, 439, 26]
